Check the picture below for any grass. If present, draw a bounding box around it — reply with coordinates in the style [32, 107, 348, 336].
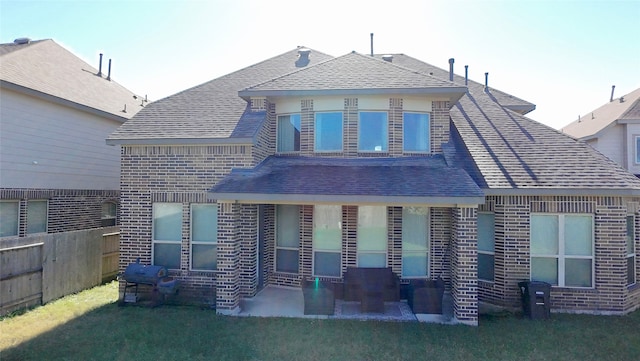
[1, 282, 639, 361]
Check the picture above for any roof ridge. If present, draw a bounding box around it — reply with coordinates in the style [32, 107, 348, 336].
[0, 38, 50, 59]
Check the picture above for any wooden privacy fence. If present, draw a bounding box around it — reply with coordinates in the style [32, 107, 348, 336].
[0, 227, 119, 316]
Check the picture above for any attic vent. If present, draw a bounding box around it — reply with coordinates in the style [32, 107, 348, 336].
[296, 48, 311, 67]
[14, 37, 31, 45]
[382, 55, 393, 62]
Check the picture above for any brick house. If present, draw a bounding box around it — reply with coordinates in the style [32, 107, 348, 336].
[1, 38, 142, 241]
[108, 48, 640, 325]
[562, 87, 640, 176]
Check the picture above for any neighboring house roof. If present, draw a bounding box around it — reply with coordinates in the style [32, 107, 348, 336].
[375, 54, 536, 115]
[209, 155, 484, 205]
[107, 47, 334, 144]
[0, 39, 142, 121]
[449, 90, 640, 194]
[239, 52, 466, 103]
[561, 87, 640, 140]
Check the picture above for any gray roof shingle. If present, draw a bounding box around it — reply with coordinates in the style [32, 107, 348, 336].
[0, 39, 142, 120]
[210, 155, 484, 204]
[107, 48, 334, 143]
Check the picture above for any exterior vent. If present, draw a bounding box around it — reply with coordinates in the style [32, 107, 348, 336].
[382, 55, 393, 63]
[296, 48, 311, 67]
[14, 37, 31, 45]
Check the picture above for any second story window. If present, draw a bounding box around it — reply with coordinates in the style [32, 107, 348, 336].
[315, 112, 343, 152]
[403, 112, 430, 153]
[277, 114, 301, 152]
[358, 111, 388, 152]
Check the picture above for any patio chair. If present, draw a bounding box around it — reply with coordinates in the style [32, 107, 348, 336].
[407, 277, 445, 314]
[301, 279, 335, 315]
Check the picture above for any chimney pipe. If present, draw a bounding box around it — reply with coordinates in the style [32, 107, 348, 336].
[464, 65, 468, 86]
[448, 58, 454, 81]
[484, 72, 489, 90]
[370, 33, 374, 56]
[610, 85, 615, 102]
[107, 59, 112, 81]
[98, 53, 103, 77]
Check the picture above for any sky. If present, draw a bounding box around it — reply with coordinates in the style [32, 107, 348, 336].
[1, 0, 639, 130]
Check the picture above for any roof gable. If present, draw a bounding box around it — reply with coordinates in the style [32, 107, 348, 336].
[561, 87, 640, 139]
[239, 52, 466, 102]
[0, 39, 142, 120]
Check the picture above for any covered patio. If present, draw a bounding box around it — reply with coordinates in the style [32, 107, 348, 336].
[238, 285, 456, 324]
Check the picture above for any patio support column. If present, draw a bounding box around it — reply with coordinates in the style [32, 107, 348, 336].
[451, 206, 478, 326]
[216, 203, 241, 315]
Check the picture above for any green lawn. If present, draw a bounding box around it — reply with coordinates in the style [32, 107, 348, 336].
[1, 282, 639, 361]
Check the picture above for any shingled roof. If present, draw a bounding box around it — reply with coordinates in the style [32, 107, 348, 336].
[448, 90, 640, 194]
[107, 47, 334, 144]
[561, 87, 640, 140]
[0, 39, 141, 121]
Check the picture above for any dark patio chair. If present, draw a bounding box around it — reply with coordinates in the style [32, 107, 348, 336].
[302, 279, 335, 315]
[407, 277, 445, 314]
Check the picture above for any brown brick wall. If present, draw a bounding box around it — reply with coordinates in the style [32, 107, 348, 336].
[451, 207, 479, 325]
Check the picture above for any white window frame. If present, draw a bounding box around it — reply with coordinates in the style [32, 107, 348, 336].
[276, 113, 301, 153]
[0, 200, 20, 238]
[358, 111, 388, 153]
[530, 213, 595, 288]
[478, 211, 495, 282]
[26, 199, 48, 235]
[402, 112, 431, 153]
[635, 136, 640, 164]
[356, 206, 388, 267]
[152, 202, 183, 269]
[312, 205, 342, 278]
[627, 215, 636, 286]
[314, 111, 343, 152]
[275, 205, 300, 274]
[190, 203, 218, 272]
[401, 206, 430, 278]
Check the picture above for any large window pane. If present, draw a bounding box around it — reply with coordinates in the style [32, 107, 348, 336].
[628, 256, 636, 285]
[27, 200, 47, 234]
[636, 137, 640, 163]
[154, 203, 182, 241]
[531, 257, 558, 285]
[276, 249, 299, 273]
[403, 112, 430, 152]
[402, 253, 428, 277]
[192, 244, 217, 270]
[478, 213, 495, 252]
[314, 252, 341, 277]
[1, 201, 19, 237]
[564, 215, 592, 256]
[192, 204, 218, 243]
[277, 114, 301, 152]
[314, 205, 341, 250]
[627, 216, 635, 254]
[277, 205, 300, 248]
[565, 258, 592, 287]
[359, 111, 388, 152]
[154, 243, 181, 269]
[478, 253, 495, 281]
[531, 215, 558, 255]
[357, 206, 387, 251]
[358, 253, 386, 268]
[315, 112, 343, 152]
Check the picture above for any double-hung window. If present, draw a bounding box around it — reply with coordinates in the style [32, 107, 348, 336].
[152, 203, 182, 269]
[276, 205, 300, 273]
[0, 200, 20, 237]
[402, 207, 429, 277]
[358, 111, 388, 152]
[191, 204, 218, 271]
[635, 136, 640, 164]
[530, 214, 594, 287]
[627, 215, 636, 286]
[478, 212, 495, 282]
[27, 200, 47, 234]
[313, 205, 342, 277]
[101, 202, 117, 227]
[403, 112, 430, 153]
[315, 112, 343, 152]
[277, 114, 301, 152]
[357, 206, 387, 267]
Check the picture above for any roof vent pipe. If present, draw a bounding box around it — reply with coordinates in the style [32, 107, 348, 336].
[464, 65, 469, 86]
[448, 58, 454, 81]
[370, 33, 374, 56]
[382, 55, 393, 62]
[610, 85, 616, 102]
[484, 72, 489, 91]
[98, 53, 103, 77]
[107, 59, 112, 81]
